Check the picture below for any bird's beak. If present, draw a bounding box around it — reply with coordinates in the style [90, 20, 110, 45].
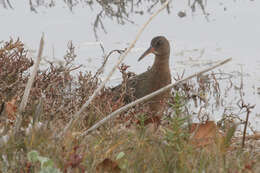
[138, 46, 154, 61]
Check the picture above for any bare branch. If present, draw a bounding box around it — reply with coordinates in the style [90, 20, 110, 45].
[14, 33, 44, 134]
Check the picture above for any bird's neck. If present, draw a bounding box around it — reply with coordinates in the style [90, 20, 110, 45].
[150, 54, 171, 91]
[151, 54, 170, 72]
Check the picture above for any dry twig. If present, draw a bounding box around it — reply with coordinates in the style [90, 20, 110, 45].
[14, 34, 44, 134]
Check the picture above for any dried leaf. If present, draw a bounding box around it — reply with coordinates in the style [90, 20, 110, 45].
[96, 158, 121, 173]
[190, 121, 222, 147]
[6, 97, 17, 122]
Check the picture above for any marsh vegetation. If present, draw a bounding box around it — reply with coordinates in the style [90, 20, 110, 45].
[0, 0, 259, 172]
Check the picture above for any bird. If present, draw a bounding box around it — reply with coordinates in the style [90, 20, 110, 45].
[112, 36, 172, 125]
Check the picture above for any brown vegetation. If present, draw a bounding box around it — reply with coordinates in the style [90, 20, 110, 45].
[0, 38, 259, 172]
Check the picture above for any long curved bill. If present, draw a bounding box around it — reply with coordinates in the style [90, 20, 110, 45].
[138, 46, 154, 61]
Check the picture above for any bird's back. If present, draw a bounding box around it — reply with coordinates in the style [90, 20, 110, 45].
[112, 67, 171, 103]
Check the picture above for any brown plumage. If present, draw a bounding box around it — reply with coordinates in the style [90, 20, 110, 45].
[113, 36, 171, 123]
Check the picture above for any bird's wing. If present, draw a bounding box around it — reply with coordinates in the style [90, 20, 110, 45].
[111, 70, 151, 102]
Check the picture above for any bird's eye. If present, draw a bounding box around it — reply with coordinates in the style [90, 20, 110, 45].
[155, 40, 162, 47]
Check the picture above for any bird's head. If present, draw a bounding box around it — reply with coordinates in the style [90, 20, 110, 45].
[138, 36, 170, 61]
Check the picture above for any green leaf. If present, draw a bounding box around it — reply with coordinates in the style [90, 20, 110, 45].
[37, 156, 54, 168]
[27, 150, 39, 163]
[116, 151, 125, 160]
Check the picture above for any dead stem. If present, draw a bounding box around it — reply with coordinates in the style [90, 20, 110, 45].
[241, 102, 255, 148]
[14, 33, 44, 134]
